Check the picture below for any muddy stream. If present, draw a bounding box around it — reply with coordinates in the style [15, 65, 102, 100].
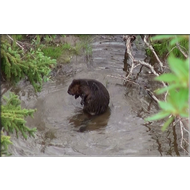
[7, 35, 187, 156]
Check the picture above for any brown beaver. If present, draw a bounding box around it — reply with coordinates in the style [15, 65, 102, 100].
[67, 79, 110, 115]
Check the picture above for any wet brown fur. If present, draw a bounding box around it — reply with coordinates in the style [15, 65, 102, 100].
[68, 79, 110, 115]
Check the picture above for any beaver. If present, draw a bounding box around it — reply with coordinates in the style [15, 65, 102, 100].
[67, 79, 110, 115]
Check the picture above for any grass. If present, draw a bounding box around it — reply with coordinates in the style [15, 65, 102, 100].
[12, 34, 25, 41]
[37, 35, 93, 62]
[41, 43, 72, 59]
[75, 35, 92, 56]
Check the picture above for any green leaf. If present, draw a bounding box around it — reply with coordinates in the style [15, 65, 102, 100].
[168, 88, 189, 113]
[161, 116, 174, 131]
[151, 35, 175, 41]
[168, 56, 189, 79]
[170, 35, 188, 46]
[145, 111, 170, 121]
[158, 101, 176, 112]
[180, 111, 189, 118]
[155, 73, 179, 83]
[155, 83, 181, 94]
[184, 58, 189, 70]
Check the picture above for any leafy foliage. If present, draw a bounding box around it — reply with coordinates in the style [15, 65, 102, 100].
[145, 35, 189, 131]
[146, 35, 189, 59]
[1, 131, 12, 156]
[1, 92, 37, 156]
[1, 36, 57, 92]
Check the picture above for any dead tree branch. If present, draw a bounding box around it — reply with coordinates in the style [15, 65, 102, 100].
[176, 42, 188, 58]
[7, 35, 24, 50]
[123, 35, 136, 80]
[144, 35, 164, 72]
[180, 120, 189, 155]
[122, 35, 168, 102]
[166, 43, 188, 59]
[107, 74, 160, 103]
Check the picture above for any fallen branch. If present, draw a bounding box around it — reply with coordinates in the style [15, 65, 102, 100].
[123, 35, 136, 80]
[176, 42, 188, 58]
[107, 74, 160, 103]
[166, 44, 188, 59]
[144, 35, 164, 72]
[122, 35, 168, 102]
[7, 35, 25, 50]
[123, 35, 165, 82]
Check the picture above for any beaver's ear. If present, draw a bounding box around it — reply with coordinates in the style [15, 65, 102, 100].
[73, 79, 80, 84]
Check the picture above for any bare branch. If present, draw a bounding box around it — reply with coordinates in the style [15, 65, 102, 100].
[136, 60, 159, 76]
[145, 88, 160, 103]
[144, 35, 164, 71]
[107, 74, 160, 103]
[176, 42, 188, 58]
[107, 74, 140, 86]
[123, 35, 136, 80]
[7, 35, 24, 50]
[180, 121, 189, 154]
[122, 35, 170, 103]
[166, 46, 178, 57]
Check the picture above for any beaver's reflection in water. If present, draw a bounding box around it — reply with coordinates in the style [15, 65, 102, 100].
[68, 107, 111, 132]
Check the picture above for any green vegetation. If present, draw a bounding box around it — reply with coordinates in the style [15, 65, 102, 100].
[75, 35, 92, 56]
[38, 34, 92, 61]
[41, 43, 72, 59]
[146, 35, 189, 59]
[1, 92, 37, 156]
[0, 34, 92, 155]
[145, 35, 189, 131]
[0, 35, 57, 155]
[1, 36, 57, 92]
[12, 34, 25, 41]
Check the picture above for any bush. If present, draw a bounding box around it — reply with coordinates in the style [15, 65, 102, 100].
[1, 92, 37, 156]
[146, 35, 189, 60]
[1, 36, 57, 92]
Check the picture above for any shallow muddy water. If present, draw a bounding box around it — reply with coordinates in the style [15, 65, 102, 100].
[7, 35, 188, 156]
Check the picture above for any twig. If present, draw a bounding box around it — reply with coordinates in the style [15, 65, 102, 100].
[107, 74, 160, 103]
[181, 118, 190, 134]
[136, 60, 159, 76]
[166, 46, 177, 58]
[144, 35, 164, 71]
[166, 44, 188, 59]
[123, 35, 136, 80]
[123, 35, 168, 102]
[135, 60, 168, 92]
[7, 35, 24, 50]
[107, 74, 139, 86]
[176, 42, 188, 58]
[180, 121, 189, 154]
[144, 87, 160, 103]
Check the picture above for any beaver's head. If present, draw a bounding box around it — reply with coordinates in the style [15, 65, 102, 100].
[67, 79, 81, 99]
